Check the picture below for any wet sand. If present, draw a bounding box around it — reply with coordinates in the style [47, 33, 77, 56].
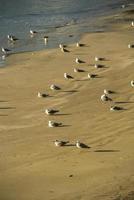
[0, 10, 134, 200]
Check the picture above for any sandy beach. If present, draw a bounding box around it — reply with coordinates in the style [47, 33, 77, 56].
[0, 9, 134, 200]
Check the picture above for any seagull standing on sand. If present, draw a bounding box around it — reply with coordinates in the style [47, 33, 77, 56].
[95, 57, 101, 61]
[128, 44, 134, 48]
[74, 68, 85, 72]
[131, 21, 134, 27]
[45, 109, 59, 115]
[88, 73, 96, 79]
[75, 58, 81, 64]
[104, 89, 112, 95]
[50, 84, 61, 90]
[101, 94, 112, 102]
[131, 80, 134, 87]
[76, 42, 80, 47]
[59, 44, 65, 49]
[110, 106, 122, 111]
[94, 64, 101, 69]
[37, 92, 49, 98]
[54, 140, 69, 147]
[64, 73, 74, 80]
[48, 120, 62, 127]
[76, 141, 90, 149]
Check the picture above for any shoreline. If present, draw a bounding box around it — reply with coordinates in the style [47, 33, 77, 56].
[0, 7, 134, 200]
[1, 4, 134, 68]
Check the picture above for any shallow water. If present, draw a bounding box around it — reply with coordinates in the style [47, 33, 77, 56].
[0, 0, 134, 66]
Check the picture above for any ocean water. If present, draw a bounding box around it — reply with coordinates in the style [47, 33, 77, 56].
[0, 0, 133, 66]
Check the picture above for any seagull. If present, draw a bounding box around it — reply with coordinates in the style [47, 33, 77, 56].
[110, 106, 123, 111]
[44, 36, 48, 44]
[76, 141, 90, 149]
[128, 44, 134, 48]
[94, 64, 103, 69]
[101, 94, 112, 102]
[64, 73, 74, 79]
[45, 109, 59, 115]
[88, 73, 97, 79]
[75, 58, 83, 64]
[131, 21, 134, 27]
[95, 57, 103, 61]
[54, 140, 69, 147]
[37, 92, 49, 98]
[7, 35, 18, 42]
[50, 84, 61, 90]
[1, 47, 11, 54]
[104, 89, 113, 95]
[30, 29, 37, 36]
[74, 68, 85, 73]
[48, 120, 62, 127]
[131, 80, 134, 87]
[59, 44, 66, 49]
[76, 42, 80, 47]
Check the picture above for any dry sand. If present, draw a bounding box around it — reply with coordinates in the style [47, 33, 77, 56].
[0, 10, 134, 200]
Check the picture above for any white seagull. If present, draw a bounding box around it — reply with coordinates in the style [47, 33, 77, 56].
[50, 84, 61, 90]
[7, 35, 18, 42]
[37, 92, 49, 98]
[131, 80, 134, 87]
[64, 73, 74, 79]
[74, 68, 85, 72]
[104, 89, 112, 95]
[59, 44, 66, 49]
[30, 29, 37, 36]
[76, 141, 90, 149]
[44, 36, 48, 44]
[45, 109, 59, 115]
[110, 106, 123, 111]
[128, 44, 134, 48]
[95, 57, 101, 61]
[54, 140, 69, 147]
[88, 73, 97, 79]
[48, 120, 62, 127]
[1, 47, 11, 54]
[76, 42, 80, 47]
[101, 94, 112, 102]
[94, 64, 100, 69]
[75, 58, 81, 64]
[131, 21, 134, 27]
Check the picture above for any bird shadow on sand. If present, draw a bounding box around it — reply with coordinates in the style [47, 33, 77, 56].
[79, 143, 91, 148]
[107, 90, 116, 94]
[0, 100, 9, 103]
[0, 107, 16, 109]
[63, 144, 76, 147]
[63, 49, 70, 53]
[54, 113, 72, 116]
[94, 149, 120, 153]
[63, 90, 78, 93]
[0, 114, 8, 116]
[78, 43, 86, 47]
[90, 64, 107, 68]
[60, 124, 72, 128]
[115, 101, 134, 104]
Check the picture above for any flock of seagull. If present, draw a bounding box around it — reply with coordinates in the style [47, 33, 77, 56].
[1, 21, 134, 148]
